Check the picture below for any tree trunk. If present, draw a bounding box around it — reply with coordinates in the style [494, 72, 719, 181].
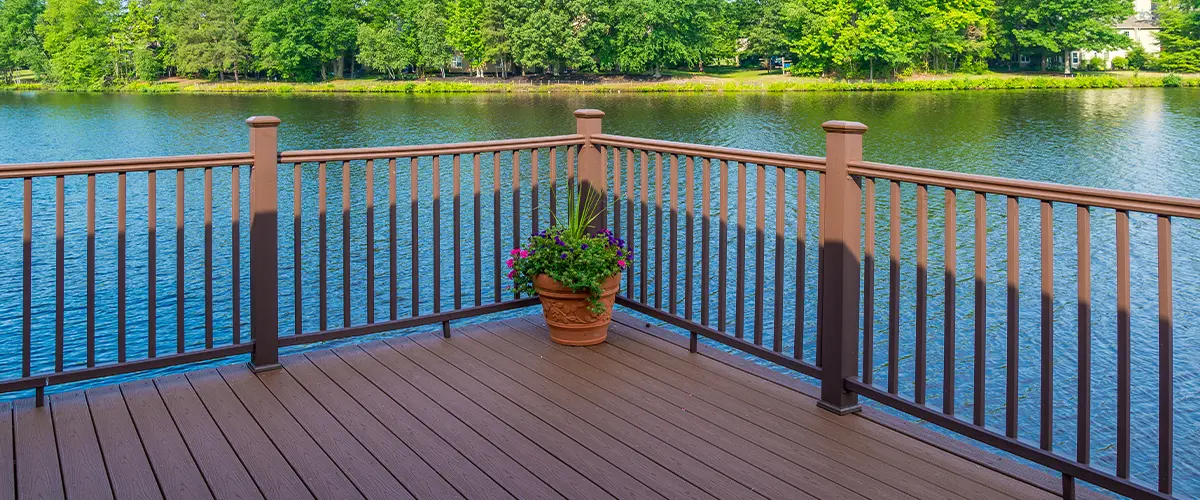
[233, 61, 239, 83]
[335, 55, 345, 79]
[440, 66, 446, 78]
[1064, 50, 1072, 75]
[320, 62, 327, 81]
[869, 59, 874, 81]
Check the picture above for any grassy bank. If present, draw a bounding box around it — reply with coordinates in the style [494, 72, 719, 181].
[4, 73, 1199, 94]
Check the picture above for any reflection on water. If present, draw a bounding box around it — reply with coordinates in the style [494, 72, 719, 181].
[1, 89, 1199, 495]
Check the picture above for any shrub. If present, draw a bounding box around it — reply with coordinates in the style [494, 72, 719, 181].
[1128, 46, 1151, 70]
[1085, 56, 1106, 72]
[1163, 73, 1184, 87]
[1111, 56, 1129, 70]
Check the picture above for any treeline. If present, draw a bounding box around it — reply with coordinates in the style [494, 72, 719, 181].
[0, 0, 1198, 89]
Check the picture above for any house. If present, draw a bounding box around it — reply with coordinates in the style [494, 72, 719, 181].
[1075, 0, 1161, 69]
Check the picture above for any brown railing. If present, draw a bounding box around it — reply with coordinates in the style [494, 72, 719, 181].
[0, 109, 1192, 499]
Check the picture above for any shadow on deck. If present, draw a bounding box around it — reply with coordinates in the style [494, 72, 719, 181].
[3, 314, 1078, 499]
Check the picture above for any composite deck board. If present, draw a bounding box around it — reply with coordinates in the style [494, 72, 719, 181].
[352, 341, 614, 499]
[406, 332, 711, 500]
[85, 384, 163, 500]
[479, 320, 848, 499]
[254, 361, 413, 499]
[215, 364, 362, 499]
[120, 378, 213, 500]
[153, 374, 263, 500]
[5, 315, 1064, 500]
[13, 399, 65, 499]
[49, 391, 113, 500]
[278, 354, 464, 500]
[184, 369, 312, 500]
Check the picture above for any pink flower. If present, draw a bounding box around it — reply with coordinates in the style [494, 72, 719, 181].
[507, 270, 515, 278]
[617, 259, 627, 268]
[506, 258, 514, 268]
[519, 249, 529, 258]
[510, 248, 520, 256]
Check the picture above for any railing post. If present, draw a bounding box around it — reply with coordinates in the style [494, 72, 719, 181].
[574, 109, 607, 232]
[818, 120, 867, 415]
[247, 116, 282, 372]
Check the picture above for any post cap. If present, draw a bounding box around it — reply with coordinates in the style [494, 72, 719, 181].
[821, 120, 868, 134]
[246, 116, 282, 128]
[574, 109, 605, 119]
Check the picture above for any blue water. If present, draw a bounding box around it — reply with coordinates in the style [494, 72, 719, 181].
[1, 89, 1198, 496]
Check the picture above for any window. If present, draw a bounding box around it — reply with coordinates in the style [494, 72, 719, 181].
[1019, 54, 1030, 63]
[1071, 52, 1080, 64]
[452, 55, 464, 69]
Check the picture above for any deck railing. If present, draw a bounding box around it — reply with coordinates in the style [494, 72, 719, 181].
[1, 109, 1193, 499]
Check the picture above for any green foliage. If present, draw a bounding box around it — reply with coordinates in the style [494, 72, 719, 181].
[999, 0, 1133, 72]
[1085, 55, 1105, 71]
[1156, 0, 1200, 73]
[173, 0, 247, 80]
[1110, 55, 1128, 70]
[509, 222, 631, 313]
[1163, 73, 1184, 87]
[0, 0, 45, 81]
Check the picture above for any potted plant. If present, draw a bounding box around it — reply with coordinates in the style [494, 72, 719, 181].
[508, 188, 632, 346]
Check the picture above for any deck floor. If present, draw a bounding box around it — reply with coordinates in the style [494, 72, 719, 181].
[1, 314, 1063, 500]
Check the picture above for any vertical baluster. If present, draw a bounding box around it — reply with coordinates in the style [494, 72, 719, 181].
[655, 153, 664, 310]
[118, 174, 126, 360]
[1006, 196, 1020, 439]
[1158, 214, 1173, 495]
[207, 167, 215, 345]
[55, 175, 64, 371]
[915, 184, 928, 404]
[531, 149, 539, 235]
[627, 149, 636, 297]
[862, 178, 875, 382]
[390, 159, 398, 320]
[453, 155, 462, 310]
[23, 177, 32, 374]
[701, 158, 711, 326]
[231, 166, 240, 343]
[754, 163, 766, 346]
[148, 171, 157, 358]
[87, 174, 96, 367]
[718, 160, 729, 332]
[1076, 206, 1090, 464]
[944, 189, 957, 414]
[795, 170, 807, 359]
[640, 151, 649, 303]
[888, 181, 900, 394]
[433, 156, 442, 313]
[685, 156, 695, 319]
[669, 155, 679, 314]
[974, 192, 987, 426]
[512, 151, 520, 299]
[175, 170, 185, 354]
[773, 167, 785, 353]
[318, 162, 328, 330]
[816, 171, 825, 364]
[1116, 209, 1131, 478]
[735, 161, 747, 339]
[411, 158, 420, 315]
[1040, 200, 1054, 451]
[366, 159, 376, 324]
[611, 149, 620, 240]
[493, 152, 501, 303]
[342, 161, 352, 326]
[567, 146, 576, 194]
[549, 148, 557, 218]
[474, 153, 483, 307]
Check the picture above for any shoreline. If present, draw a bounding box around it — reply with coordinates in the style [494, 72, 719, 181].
[3, 74, 1198, 94]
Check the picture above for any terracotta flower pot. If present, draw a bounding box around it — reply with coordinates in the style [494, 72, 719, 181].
[532, 274, 621, 346]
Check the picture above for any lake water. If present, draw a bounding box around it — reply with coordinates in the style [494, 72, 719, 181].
[2, 89, 1199, 495]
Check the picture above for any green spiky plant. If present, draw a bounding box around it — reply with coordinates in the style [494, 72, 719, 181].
[508, 185, 632, 313]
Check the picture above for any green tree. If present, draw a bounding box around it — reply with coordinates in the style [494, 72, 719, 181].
[172, 0, 247, 80]
[999, 0, 1133, 73]
[38, 0, 117, 88]
[243, 0, 324, 79]
[610, 0, 723, 75]
[414, 0, 451, 76]
[446, 0, 494, 76]
[782, 0, 858, 76]
[0, 0, 46, 81]
[854, 0, 909, 79]
[1156, 0, 1200, 73]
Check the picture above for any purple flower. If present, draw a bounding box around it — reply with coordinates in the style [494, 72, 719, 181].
[580, 243, 588, 250]
[560, 252, 568, 259]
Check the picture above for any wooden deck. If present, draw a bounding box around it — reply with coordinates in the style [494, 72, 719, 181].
[1, 314, 1070, 500]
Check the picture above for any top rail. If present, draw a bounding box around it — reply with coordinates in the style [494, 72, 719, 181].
[591, 134, 827, 171]
[0, 152, 254, 179]
[850, 159, 1200, 219]
[280, 134, 586, 163]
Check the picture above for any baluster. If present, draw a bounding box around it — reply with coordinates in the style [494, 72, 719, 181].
[493, 151, 501, 303]
[1158, 214, 1173, 495]
[916, 184, 928, 404]
[433, 156, 443, 313]
[390, 158, 398, 320]
[754, 164, 766, 346]
[718, 160, 729, 332]
[612, 148, 620, 243]
[319, 162, 328, 330]
[1076, 206, 1090, 464]
[87, 174, 96, 367]
[1116, 209, 1130, 478]
[888, 181, 900, 394]
[943, 188, 956, 414]
[735, 161, 747, 339]
[205, 167, 214, 345]
[626, 149, 636, 297]
[176, 169, 185, 354]
[685, 156, 695, 320]
[366, 160, 376, 323]
[148, 170, 157, 358]
[974, 192, 987, 426]
[23, 177, 32, 375]
[1040, 200, 1054, 451]
[669, 155, 679, 314]
[862, 178, 875, 382]
[1006, 196, 1020, 438]
[474, 153, 483, 307]
[342, 160, 352, 326]
[411, 157, 420, 315]
[512, 150, 520, 299]
[640, 151, 649, 303]
[700, 158, 711, 326]
[549, 148, 557, 219]
[531, 149, 539, 235]
[231, 165, 240, 344]
[795, 170, 807, 360]
[118, 173, 127, 360]
[773, 167, 785, 353]
[453, 155, 462, 310]
[655, 153, 664, 310]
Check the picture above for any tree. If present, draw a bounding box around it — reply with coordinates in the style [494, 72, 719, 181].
[319, 0, 358, 79]
[38, 0, 117, 88]
[446, 0, 495, 76]
[356, 22, 414, 78]
[853, 0, 909, 80]
[0, 0, 46, 82]
[172, 0, 247, 81]
[1156, 0, 1200, 73]
[999, 0, 1133, 73]
[610, 0, 723, 76]
[243, 0, 324, 79]
[414, 0, 451, 76]
[781, 0, 858, 76]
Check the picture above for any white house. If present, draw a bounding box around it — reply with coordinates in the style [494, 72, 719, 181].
[1074, 0, 1161, 69]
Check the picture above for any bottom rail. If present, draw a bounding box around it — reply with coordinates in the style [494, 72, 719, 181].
[279, 298, 540, 348]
